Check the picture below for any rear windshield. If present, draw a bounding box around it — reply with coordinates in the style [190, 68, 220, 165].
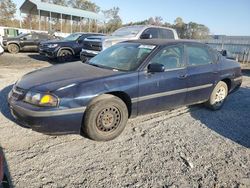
[112, 26, 144, 37]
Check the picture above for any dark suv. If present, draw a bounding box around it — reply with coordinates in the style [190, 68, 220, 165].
[2, 32, 55, 54]
[39, 32, 105, 62]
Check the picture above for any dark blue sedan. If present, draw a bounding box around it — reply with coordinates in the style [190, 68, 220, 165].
[8, 40, 242, 141]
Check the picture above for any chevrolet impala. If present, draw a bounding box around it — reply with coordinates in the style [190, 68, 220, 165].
[8, 40, 242, 141]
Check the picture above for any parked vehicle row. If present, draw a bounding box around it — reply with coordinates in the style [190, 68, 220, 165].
[8, 39, 242, 141]
[0, 25, 179, 63]
[80, 25, 178, 62]
[0, 148, 9, 188]
[1, 32, 59, 54]
[39, 32, 105, 62]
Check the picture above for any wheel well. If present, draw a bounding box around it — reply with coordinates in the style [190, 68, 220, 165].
[57, 48, 74, 56]
[221, 78, 231, 91]
[8, 43, 20, 48]
[107, 91, 132, 117]
[80, 92, 132, 136]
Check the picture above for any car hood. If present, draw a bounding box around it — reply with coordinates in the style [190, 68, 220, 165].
[40, 40, 73, 45]
[16, 62, 122, 91]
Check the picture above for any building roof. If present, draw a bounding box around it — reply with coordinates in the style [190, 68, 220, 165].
[20, 0, 104, 21]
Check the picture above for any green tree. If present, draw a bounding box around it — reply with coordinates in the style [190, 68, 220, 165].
[69, 0, 100, 12]
[185, 22, 210, 39]
[41, 0, 67, 6]
[173, 17, 186, 39]
[148, 16, 164, 26]
[102, 7, 122, 33]
[0, 0, 16, 26]
[52, 0, 67, 6]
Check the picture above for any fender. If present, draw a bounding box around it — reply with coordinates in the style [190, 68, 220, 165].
[7, 42, 21, 50]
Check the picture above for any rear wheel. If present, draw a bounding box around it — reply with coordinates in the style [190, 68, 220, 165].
[57, 49, 73, 62]
[206, 81, 228, 110]
[82, 94, 128, 141]
[7, 44, 19, 54]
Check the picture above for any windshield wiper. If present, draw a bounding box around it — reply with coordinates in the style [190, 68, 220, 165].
[88, 63, 111, 70]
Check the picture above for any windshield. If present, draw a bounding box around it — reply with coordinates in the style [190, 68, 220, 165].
[88, 43, 156, 71]
[62, 33, 82, 41]
[17, 33, 28, 38]
[111, 26, 144, 37]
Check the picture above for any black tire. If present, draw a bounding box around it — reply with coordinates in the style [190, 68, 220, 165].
[206, 81, 228, 110]
[80, 55, 89, 63]
[57, 49, 73, 62]
[7, 44, 19, 54]
[82, 94, 128, 141]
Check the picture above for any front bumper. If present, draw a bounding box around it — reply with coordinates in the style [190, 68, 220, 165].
[39, 47, 58, 58]
[8, 93, 86, 135]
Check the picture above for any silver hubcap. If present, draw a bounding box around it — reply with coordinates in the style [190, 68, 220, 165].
[214, 86, 226, 106]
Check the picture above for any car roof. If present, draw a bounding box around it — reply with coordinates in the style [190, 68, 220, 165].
[123, 39, 204, 46]
[72, 32, 104, 35]
[121, 25, 176, 31]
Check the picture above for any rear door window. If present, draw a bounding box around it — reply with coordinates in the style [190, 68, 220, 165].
[160, 29, 174, 39]
[186, 45, 213, 66]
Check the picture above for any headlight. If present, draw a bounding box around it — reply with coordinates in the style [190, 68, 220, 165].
[102, 40, 113, 50]
[24, 91, 59, 107]
[47, 44, 58, 48]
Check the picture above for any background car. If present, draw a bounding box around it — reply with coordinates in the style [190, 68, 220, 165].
[0, 45, 3, 55]
[39, 32, 106, 62]
[2, 32, 56, 54]
[0, 148, 9, 188]
[80, 25, 178, 62]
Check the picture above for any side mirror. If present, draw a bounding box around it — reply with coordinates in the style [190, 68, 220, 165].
[22, 37, 27, 41]
[220, 50, 227, 56]
[140, 33, 152, 39]
[148, 63, 165, 73]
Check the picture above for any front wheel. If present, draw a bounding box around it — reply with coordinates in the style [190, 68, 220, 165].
[82, 94, 128, 141]
[206, 81, 228, 110]
[7, 44, 19, 54]
[57, 49, 73, 62]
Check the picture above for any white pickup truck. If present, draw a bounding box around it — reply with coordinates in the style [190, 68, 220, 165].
[80, 25, 178, 62]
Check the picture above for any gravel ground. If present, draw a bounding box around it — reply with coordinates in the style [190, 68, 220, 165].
[0, 52, 250, 188]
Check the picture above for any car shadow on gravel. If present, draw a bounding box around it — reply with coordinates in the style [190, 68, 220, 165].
[242, 69, 250, 77]
[28, 54, 80, 65]
[190, 87, 250, 148]
[0, 85, 31, 130]
[0, 146, 12, 188]
[0, 85, 14, 122]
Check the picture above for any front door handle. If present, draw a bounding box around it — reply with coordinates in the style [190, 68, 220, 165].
[178, 74, 188, 79]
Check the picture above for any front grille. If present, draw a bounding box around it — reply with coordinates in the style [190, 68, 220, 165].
[10, 86, 27, 101]
[39, 44, 48, 49]
[83, 41, 102, 51]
